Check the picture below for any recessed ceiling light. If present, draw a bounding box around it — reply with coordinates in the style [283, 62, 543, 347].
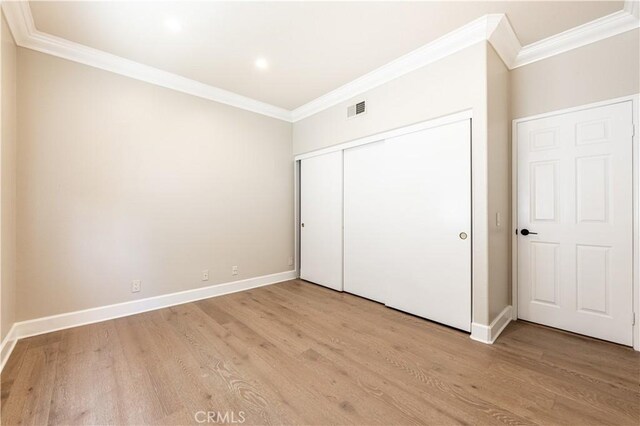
[255, 57, 268, 70]
[165, 18, 182, 33]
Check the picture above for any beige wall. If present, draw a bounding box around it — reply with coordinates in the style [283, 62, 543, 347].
[293, 44, 488, 156]
[17, 49, 293, 321]
[293, 43, 498, 326]
[487, 44, 511, 322]
[511, 29, 640, 119]
[10, 22, 638, 330]
[1, 12, 17, 341]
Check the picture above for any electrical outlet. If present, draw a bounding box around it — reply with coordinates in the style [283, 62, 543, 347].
[288, 257, 294, 266]
[202, 270, 209, 281]
[131, 280, 141, 293]
[232, 266, 238, 276]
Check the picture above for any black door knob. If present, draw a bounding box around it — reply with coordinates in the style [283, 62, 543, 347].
[520, 228, 538, 236]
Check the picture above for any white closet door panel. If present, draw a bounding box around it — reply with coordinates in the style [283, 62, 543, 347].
[384, 120, 472, 331]
[344, 141, 387, 302]
[300, 151, 343, 291]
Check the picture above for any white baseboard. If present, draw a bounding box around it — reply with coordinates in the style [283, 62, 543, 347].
[0, 324, 18, 372]
[0, 270, 296, 372]
[470, 305, 513, 344]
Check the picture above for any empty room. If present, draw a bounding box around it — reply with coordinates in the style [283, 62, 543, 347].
[0, 0, 639, 425]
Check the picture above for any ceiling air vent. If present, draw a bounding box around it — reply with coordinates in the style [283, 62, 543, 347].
[347, 100, 366, 119]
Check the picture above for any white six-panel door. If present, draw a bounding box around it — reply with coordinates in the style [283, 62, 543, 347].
[300, 151, 343, 291]
[517, 101, 633, 345]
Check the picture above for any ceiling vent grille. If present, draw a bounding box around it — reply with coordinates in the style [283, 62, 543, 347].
[347, 100, 366, 119]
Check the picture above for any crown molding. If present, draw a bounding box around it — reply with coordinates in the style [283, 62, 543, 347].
[2, 1, 639, 122]
[513, 8, 640, 68]
[290, 15, 495, 122]
[291, 8, 638, 119]
[486, 14, 521, 69]
[1, 0, 36, 46]
[1, 1, 293, 122]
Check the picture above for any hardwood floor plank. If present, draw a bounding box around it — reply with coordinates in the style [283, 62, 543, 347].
[1, 343, 55, 425]
[114, 313, 185, 423]
[258, 287, 562, 424]
[19, 342, 59, 426]
[162, 303, 293, 425]
[219, 308, 437, 425]
[0, 340, 29, 411]
[499, 321, 639, 387]
[195, 299, 366, 425]
[272, 281, 640, 419]
[213, 305, 367, 425]
[219, 288, 529, 425]
[254, 282, 639, 424]
[142, 308, 250, 422]
[2, 279, 638, 425]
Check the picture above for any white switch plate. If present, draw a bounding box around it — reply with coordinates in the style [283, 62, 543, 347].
[131, 280, 141, 293]
[202, 270, 209, 281]
[288, 257, 294, 266]
[496, 212, 501, 227]
[232, 266, 238, 276]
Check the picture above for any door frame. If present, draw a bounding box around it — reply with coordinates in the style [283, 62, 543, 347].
[511, 94, 640, 350]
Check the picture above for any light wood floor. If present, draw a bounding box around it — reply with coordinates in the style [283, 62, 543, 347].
[1, 279, 639, 425]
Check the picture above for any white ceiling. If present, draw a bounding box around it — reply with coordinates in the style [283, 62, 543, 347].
[29, 1, 624, 110]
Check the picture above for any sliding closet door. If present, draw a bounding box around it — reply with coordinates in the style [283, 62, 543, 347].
[344, 141, 387, 302]
[384, 120, 471, 331]
[300, 151, 343, 291]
